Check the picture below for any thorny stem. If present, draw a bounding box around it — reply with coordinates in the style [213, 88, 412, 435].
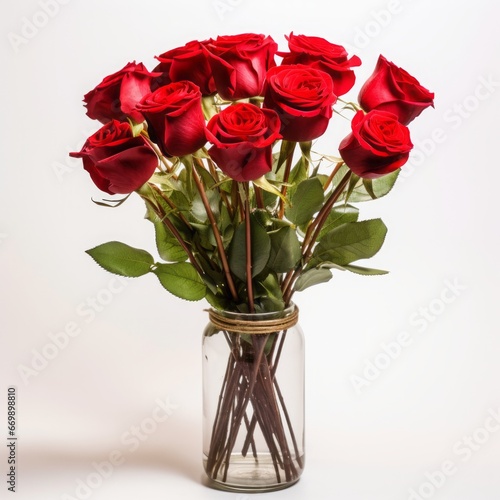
[323, 161, 345, 192]
[282, 170, 352, 304]
[141, 132, 174, 175]
[140, 195, 205, 277]
[205, 157, 235, 219]
[191, 165, 239, 302]
[278, 143, 297, 219]
[148, 183, 192, 231]
[254, 185, 264, 209]
[243, 183, 255, 312]
[206, 330, 302, 485]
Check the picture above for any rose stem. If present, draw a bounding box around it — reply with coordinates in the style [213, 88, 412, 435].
[210, 334, 292, 483]
[207, 334, 241, 475]
[206, 333, 234, 460]
[241, 330, 283, 458]
[254, 185, 265, 209]
[273, 375, 303, 469]
[278, 142, 297, 219]
[140, 195, 205, 278]
[141, 133, 175, 175]
[219, 335, 267, 480]
[323, 161, 345, 192]
[255, 357, 296, 481]
[148, 183, 192, 231]
[230, 181, 239, 221]
[229, 343, 284, 482]
[257, 334, 299, 477]
[243, 413, 258, 459]
[191, 165, 239, 302]
[205, 158, 233, 219]
[243, 182, 255, 313]
[282, 170, 352, 304]
[267, 329, 303, 470]
[240, 329, 302, 478]
[303, 169, 353, 259]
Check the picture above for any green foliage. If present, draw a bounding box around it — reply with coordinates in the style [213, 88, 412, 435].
[83, 121, 407, 311]
[285, 177, 324, 226]
[86, 241, 206, 302]
[228, 215, 271, 282]
[294, 268, 333, 292]
[317, 205, 359, 240]
[146, 208, 188, 263]
[86, 242, 154, 277]
[153, 263, 206, 301]
[267, 226, 301, 273]
[308, 219, 388, 269]
[347, 170, 400, 202]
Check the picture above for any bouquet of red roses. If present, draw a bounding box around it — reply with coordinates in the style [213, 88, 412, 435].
[71, 32, 433, 490]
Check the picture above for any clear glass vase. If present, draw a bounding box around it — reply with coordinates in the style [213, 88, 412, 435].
[202, 304, 305, 493]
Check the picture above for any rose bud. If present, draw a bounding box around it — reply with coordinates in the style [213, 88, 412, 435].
[339, 109, 413, 179]
[70, 120, 158, 194]
[84, 62, 160, 124]
[137, 81, 207, 158]
[204, 33, 278, 101]
[263, 64, 337, 142]
[358, 55, 434, 125]
[153, 39, 216, 96]
[279, 32, 361, 97]
[206, 103, 282, 182]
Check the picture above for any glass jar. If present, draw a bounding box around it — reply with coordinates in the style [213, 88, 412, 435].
[202, 304, 305, 492]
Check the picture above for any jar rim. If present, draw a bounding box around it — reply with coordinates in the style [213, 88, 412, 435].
[208, 302, 297, 322]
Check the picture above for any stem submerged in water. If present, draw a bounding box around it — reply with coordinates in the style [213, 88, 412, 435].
[204, 326, 303, 486]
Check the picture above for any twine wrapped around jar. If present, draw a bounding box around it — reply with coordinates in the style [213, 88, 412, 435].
[207, 306, 299, 335]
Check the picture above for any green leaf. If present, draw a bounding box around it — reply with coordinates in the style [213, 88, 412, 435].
[287, 156, 308, 198]
[86, 241, 154, 277]
[169, 190, 192, 212]
[252, 209, 272, 229]
[205, 290, 231, 311]
[219, 203, 234, 248]
[228, 215, 271, 282]
[344, 173, 360, 203]
[194, 163, 217, 189]
[191, 189, 220, 223]
[154, 219, 188, 262]
[294, 268, 333, 292]
[285, 177, 324, 226]
[309, 219, 388, 268]
[348, 169, 400, 202]
[254, 272, 285, 312]
[267, 226, 302, 273]
[299, 141, 313, 163]
[342, 264, 389, 276]
[253, 175, 286, 203]
[275, 140, 296, 173]
[145, 206, 188, 263]
[318, 204, 359, 240]
[153, 262, 206, 301]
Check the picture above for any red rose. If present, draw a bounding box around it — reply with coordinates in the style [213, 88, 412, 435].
[154, 39, 216, 96]
[358, 55, 434, 125]
[279, 32, 361, 97]
[339, 110, 413, 179]
[206, 103, 282, 181]
[204, 34, 278, 101]
[84, 62, 159, 124]
[137, 81, 207, 157]
[70, 120, 158, 194]
[263, 65, 336, 142]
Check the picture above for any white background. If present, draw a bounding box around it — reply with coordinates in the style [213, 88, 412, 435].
[1, 1, 499, 499]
